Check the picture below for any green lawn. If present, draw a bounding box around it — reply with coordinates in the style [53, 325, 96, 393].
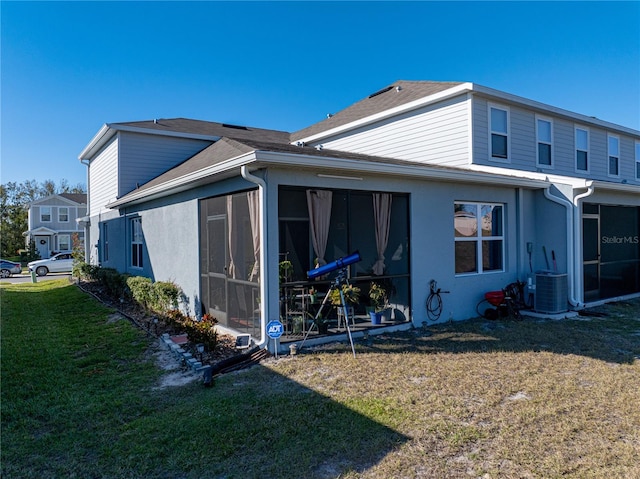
[2, 280, 639, 478]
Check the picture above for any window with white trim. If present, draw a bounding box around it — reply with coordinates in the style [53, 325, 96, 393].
[58, 207, 69, 222]
[131, 217, 143, 268]
[536, 116, 553, 167]
[41, 206, 51, 222]
[575, 127, 589, 172]
[635, 141, 640, 180]
[58, 234, 70, 251]
[454, 202, 504, 275]
[489, 105, 509, 160]
[608, 134, 620, 177]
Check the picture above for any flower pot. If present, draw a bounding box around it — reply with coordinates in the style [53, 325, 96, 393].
[369, 311, 382, 325]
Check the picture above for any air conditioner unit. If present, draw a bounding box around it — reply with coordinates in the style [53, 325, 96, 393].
[535, 273, 568, 314]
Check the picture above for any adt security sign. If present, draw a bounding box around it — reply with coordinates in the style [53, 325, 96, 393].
[266, 320, 284, 339]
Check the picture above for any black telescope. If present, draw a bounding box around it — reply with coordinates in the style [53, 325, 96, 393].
[307, 251, 361, 280]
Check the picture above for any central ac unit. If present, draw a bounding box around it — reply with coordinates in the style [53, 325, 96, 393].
[535, 273, 568, 314]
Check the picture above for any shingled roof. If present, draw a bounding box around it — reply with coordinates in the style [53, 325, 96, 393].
[291, 80, 464, 142]
[111, 118, 291, 144]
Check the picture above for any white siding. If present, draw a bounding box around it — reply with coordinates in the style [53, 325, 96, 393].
[118, 132, 211, 196]
[318, 96, 470, 167]
[89, 136, 119, 217]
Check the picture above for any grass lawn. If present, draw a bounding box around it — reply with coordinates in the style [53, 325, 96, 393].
[2, 279, 639, 478]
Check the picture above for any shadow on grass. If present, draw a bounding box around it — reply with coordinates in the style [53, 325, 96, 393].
[315, 300, 640, 365]
[1, 281, 409, 479]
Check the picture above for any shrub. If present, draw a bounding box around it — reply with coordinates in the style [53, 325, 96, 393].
[94, 268, 129, 299]
[126, 276, 154, 311]
[181, 314, 219, 351]
[152, 281, 181, 312]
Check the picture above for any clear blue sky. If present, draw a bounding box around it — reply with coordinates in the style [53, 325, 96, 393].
[2, 1, 639, 188]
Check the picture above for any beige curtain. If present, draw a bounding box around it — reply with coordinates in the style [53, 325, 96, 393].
[247, 190, 260, 282]
[306, 189, 333, 266]
[372, 193, 392, 275]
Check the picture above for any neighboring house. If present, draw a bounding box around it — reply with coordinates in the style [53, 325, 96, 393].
[78, 81, 640, 350]
[25, 193, 87, 259]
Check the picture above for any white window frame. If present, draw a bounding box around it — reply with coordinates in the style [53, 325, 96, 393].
[488, 103, 510, 162]
[575, 126, 590, 173]
[58, 207, 69, 223]
[536, 115, 553, 168]
[58, 234, 71, 251]
[40, 206, 51, 222]
[635, 141, 640, 180]
[454, 201, 505, 276]
[131, 217, 143, 268]
[608, 134, 620, 178]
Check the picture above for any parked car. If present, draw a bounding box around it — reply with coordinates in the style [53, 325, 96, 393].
[28, 253, 74, 276]
[0, 259, 22, 278]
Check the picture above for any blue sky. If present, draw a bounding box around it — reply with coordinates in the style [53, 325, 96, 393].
[2, 1, 639, 188]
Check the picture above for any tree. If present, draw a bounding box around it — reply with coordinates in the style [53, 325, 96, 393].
[0, 179, 86, 258]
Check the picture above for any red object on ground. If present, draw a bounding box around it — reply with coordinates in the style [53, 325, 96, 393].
[485, 291, 505, 306]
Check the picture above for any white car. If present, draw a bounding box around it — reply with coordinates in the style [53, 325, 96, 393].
[28, 252, 74, 276]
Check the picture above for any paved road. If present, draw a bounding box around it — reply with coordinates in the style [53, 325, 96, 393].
[0, 273, 71, 284]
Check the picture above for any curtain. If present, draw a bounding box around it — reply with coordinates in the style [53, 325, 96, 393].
[306, 189, 333, 266]
[372, 193, 392, 275]
[226, 196, 237, 279]
[247, 190, 260, 282]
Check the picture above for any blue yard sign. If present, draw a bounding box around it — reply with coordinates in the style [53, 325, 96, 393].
[266, 320, 284, 339]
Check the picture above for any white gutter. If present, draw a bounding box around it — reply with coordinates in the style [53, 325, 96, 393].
[240, 165, 268, 349]
[543, 183, 593, 308]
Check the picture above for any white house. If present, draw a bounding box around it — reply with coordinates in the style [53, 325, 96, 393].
[26, 193, 87, 259]
[78, 81, 640, 350]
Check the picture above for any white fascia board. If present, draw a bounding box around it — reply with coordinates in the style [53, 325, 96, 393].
[470, 84, 640, 137]
[78, 124, 113, 161]
[254, 150, 550, 189]
[106, 152, 258, 208]
[295, 82, 475, 144]
[590, 180, 640, 194]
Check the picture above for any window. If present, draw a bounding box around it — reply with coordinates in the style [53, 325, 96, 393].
[58, 234, 70, 251]
[489, 105, 509, 160]
[575, 127, 589, 172]
[454, 202, 504, 275]
[58, 207, 69, 222]
[536, 117, 553, 167]
[131, 217, 143, 268]
[608, 135, 620, 177]
[635, 141, 640, 180]
[41, 206, 51, 222]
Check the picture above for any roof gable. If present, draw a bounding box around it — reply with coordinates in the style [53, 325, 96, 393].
[31, 193, 87, 207]
[291, 80, 465, 142]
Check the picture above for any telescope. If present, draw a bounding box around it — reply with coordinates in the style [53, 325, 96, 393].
[307, 251, 361, 280]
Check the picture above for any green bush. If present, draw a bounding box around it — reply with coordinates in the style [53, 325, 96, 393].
[95, 268, 129, 299]
[126, 276, 154, 311]
[152, 281, 181, 312]
[180, 313, 219, 351]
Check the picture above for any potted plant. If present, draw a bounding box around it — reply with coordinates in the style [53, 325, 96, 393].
[368, 282, 387, 325]
[329, 283, 361, 307]
[314, 313, 330, 334]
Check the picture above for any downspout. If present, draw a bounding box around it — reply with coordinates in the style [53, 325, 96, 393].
[543, 187, 579, 307]
[240, 166, 268, 348]
[571, 183, 595, 306]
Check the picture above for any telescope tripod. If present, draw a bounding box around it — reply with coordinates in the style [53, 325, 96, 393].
[300, 268, 357, 358]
